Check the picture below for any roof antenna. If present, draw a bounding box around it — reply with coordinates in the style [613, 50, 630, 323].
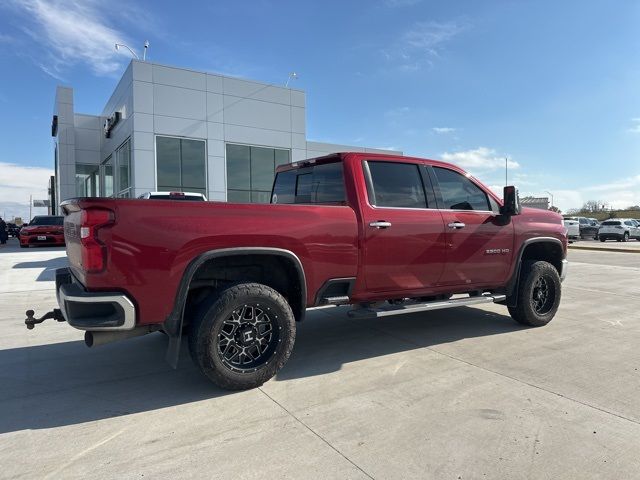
[143, 40, 149, 61]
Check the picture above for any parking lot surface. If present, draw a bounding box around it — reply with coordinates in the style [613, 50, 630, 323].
[1, 238, 639, 479]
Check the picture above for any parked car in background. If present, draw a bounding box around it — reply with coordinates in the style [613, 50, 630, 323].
[19, 216, 65, 248]
[563, 216, 599, 239]
[598, 219, 640, 242]
[7, 223, 20, 237]
[627, 219, 640, 240]
[138, 191, 207, 201]
[563, 218, 580, 240]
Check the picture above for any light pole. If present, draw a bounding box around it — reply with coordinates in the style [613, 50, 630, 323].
[545, 190, 554, 209]
[115, 43, 139, 59]
[285, 72, 298, 87]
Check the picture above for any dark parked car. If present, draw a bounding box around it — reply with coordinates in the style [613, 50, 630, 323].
[7, 223, 21, 237]
[563, 216, 599, 239]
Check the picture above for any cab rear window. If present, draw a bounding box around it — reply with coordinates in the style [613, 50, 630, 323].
[271, 162, 346, 205]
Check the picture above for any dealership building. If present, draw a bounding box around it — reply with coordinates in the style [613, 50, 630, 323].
[51, 60, 400, 209]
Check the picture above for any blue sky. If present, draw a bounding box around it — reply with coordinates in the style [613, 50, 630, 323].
[0, 0, 639, 219]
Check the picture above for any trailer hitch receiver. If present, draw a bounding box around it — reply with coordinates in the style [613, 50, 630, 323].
[25, 309, 66, 330]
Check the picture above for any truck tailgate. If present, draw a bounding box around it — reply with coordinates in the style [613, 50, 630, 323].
[62, 201, 84, 278]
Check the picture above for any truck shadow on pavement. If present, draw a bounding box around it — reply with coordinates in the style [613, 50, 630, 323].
[0, 306, 523, 434]
[12, 256, 69, 281]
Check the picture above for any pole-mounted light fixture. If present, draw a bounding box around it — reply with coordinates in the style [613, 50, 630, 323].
[115, 43, 139, 60]
[285, 72, 298, 87]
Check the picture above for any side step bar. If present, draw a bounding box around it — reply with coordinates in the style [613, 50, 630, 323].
[347, 294, 507, 319]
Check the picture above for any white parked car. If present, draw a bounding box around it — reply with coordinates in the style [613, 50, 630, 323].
[598, 219, 640, 242]
[138, 191, 208, 201]
[563, 218, 580, 240]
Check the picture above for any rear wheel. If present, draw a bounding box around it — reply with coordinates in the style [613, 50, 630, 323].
[20, 244, 28, 248]
[508, 261, 561, 327]
[188, 282, 296, 390]
[600, 238, 606, 242]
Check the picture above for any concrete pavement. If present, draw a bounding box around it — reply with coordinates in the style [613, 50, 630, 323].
[1, 238, 639, 479]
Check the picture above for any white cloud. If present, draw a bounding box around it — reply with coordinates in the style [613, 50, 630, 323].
[7, 0, 131, 77]
[576, 175, 640, 210]
[441, 147, 519, 172]
[384, 106, 411, 117]
[383, 20, 467, 70]
[432, 127, 456, 134]
[0, 33, 15, 44]
[0, 162, 53, 221]
[627, 118, 640, 134]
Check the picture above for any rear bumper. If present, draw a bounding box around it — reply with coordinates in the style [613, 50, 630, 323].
[55, 268, 136, 331]
[598, 233, 624, 240]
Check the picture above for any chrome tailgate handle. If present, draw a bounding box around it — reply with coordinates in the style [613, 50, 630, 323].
[369, 221, 392, 229]
[447, 222, 466, 229]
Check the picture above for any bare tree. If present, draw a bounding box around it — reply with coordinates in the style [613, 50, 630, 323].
[581, 200, 608, 213]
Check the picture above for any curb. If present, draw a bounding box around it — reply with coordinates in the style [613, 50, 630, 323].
[568, 245, 640, 254]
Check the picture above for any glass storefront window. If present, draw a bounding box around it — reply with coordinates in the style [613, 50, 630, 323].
[156, 136, 206, 194]
[117, 139, 130, 196]
[226, 144, 290, 203]
[75, 164, 99, 197]
[101, 156, 114, 197]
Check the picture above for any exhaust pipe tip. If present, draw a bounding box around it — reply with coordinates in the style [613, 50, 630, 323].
[84, 326, 156, 348]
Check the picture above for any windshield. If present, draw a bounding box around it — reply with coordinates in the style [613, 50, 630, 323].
[29, 216, 63, 226]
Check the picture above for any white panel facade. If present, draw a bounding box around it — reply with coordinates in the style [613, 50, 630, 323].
[53, 60, 401, 205]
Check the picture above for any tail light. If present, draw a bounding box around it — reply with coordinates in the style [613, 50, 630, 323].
[80, 208, 114, 273]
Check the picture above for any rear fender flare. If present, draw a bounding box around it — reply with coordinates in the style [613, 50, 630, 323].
[163, 247, 307, 368]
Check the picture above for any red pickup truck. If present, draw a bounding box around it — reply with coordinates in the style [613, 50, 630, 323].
[26, 152, 567, 390]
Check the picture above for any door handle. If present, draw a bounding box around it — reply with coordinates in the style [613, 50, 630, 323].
[369, 221, 392, 229]
[447, 222, 466, 229]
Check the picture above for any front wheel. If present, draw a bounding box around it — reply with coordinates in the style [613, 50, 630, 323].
[508, 261, 561, 327]
[622, 232, 629, 242]
[188, 282, 296, 390]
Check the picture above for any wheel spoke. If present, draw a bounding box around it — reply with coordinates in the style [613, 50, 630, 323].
[217, 303, 278, 371]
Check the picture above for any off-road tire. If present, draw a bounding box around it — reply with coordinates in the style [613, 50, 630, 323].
[188, 282, 296, 390]
[508, 261, 561, 327]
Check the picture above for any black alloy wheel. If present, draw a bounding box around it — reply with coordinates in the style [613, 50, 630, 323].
[508, 260, 561, 327]
[531, 276, 554, 315]
[189, 282, 296, 390]
[217, 304, 279, 373]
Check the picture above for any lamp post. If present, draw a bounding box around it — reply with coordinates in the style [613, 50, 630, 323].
[545, 190, 554, 209]
[115, 43, 139, 59]
[285, 72, 298, 87]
